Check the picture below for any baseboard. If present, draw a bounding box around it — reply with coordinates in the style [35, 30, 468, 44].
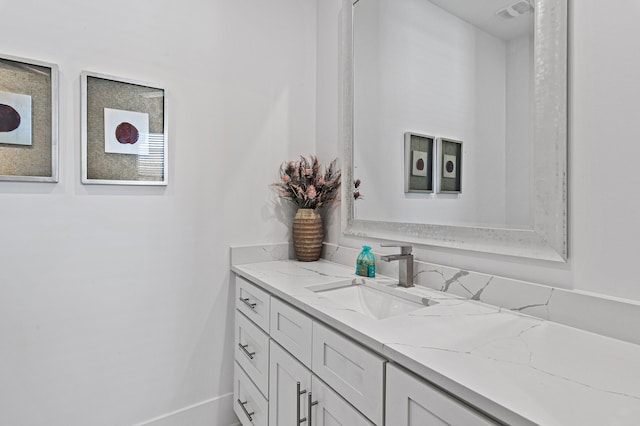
[133, 392, 239, 426]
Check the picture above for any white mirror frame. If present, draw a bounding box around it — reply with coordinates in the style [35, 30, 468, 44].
[342, 0, 568, 262]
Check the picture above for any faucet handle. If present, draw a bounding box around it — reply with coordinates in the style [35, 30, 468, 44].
[380, 244, 412, 255]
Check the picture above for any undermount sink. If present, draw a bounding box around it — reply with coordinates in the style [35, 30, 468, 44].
[309, 280, 435, 320]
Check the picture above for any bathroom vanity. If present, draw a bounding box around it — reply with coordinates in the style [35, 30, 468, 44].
[230, 246, 640, 426]
[232, 270, 494, 425]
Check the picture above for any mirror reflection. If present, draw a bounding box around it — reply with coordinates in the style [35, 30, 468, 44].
[353, 0, 535, 230]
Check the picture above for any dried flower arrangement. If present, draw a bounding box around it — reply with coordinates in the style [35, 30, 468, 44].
[273, 155, 341, 210]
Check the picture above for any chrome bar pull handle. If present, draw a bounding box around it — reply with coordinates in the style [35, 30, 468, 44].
[237, 399, 255, 422]
[297, 381, 308, 425]
[238, 343, 256, 360]
[240, 297, 257, 310]
[308, 392, 318, 426]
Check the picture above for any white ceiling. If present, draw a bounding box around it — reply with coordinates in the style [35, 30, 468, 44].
[428, 0, 533, 41]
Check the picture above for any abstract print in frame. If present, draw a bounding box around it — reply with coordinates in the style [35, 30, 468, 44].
[0, 53, 58, 182]
[81, 71, 167, 185]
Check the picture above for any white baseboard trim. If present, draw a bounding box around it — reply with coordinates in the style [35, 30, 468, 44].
[134, 392, 239, 426]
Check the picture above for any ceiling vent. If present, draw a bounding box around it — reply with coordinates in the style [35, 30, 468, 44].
[496, 0, 533, 20]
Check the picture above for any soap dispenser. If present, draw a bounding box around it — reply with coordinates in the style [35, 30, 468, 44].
[355, 246, 375, 278]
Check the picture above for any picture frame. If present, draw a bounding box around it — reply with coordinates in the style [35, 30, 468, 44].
[404, 132, 434, 193]
[437, 137, 462, 194]
[81, 71, 168, 185]
[0, 54, 58, 182]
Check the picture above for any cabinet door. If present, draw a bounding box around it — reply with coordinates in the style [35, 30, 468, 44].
[309, 376, 373, 426]
[269, 340, 312, 426]
[386, 364, 497, 426]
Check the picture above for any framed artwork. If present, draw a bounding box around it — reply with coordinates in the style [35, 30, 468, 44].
[437, 138, 462, 194]
[404, 132, 434, 193]
[0, 54, 58, 182]
[81, 71, 168, 185]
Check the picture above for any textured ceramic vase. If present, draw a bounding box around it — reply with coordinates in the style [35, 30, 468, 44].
[292, 208, 323, 262]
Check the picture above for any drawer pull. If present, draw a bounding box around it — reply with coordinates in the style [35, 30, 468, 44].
[237, 399, 255, 422]
[308, 392, 318, 426]
[238, 343, 256, 360]
[240, 297, 257, 310]
[297, 381, 308, 425]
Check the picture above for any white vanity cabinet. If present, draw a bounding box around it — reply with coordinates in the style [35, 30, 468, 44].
[386, 364, 498, 426]
[234, 275, 380, 425]
[270, 340, 373, 426]
[234, 277, 271, 425]
[233, 273, 496, 426]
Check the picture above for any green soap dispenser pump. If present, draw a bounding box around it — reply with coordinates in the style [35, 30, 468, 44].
[356, 246, 375, 278]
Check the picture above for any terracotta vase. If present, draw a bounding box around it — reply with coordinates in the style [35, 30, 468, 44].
[292, 208, 323, 262]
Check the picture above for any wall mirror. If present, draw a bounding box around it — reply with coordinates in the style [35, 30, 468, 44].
[342, 0, 567, 261]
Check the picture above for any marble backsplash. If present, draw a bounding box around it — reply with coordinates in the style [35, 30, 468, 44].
[230, 242, 640, 346]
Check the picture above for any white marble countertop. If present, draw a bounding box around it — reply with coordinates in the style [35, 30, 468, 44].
[232, 259, 640, 426]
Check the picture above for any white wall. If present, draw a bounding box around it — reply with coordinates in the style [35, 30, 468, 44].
[318, 0, 640, 303]
[352, 0, 508, 228]
[0, 1, 316, 425]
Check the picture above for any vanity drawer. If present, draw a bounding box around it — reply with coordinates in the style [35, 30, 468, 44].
[235, 311, 270, 397]
[270, 297, 313, 368]
[311, 322, 385, 425]
[236, 276, 270, 332]
[386, 364, 497, 425]
[234, 361, 268, 426]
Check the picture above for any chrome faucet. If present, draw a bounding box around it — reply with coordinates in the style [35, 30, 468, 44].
[380, 244, 414, 288]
